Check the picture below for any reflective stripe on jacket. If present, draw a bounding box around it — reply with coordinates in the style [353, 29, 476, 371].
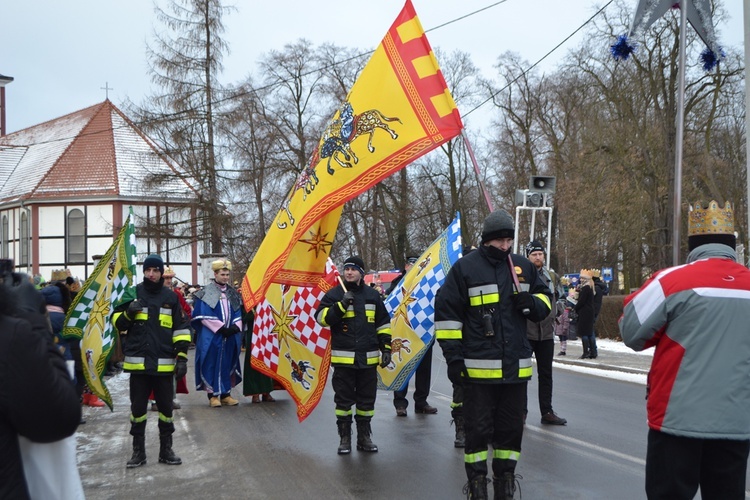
[436, 246, 552, 384]
[114, 282, 190, 376]
[315, 280, 391, 369]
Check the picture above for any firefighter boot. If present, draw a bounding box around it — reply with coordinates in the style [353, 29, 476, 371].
[580, 337, 590, 359]
[126, 435, 147, 468]
[356, 420, 378, 452]
[453, 416, 465, 448]
[462, 475, 488, 499]
[158, 435, 182, 465]
[337, 420, 352, 455]
[493, 472, 518, 500]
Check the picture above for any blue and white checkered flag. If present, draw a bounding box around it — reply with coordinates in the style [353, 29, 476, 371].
[378, 213, 462, 391]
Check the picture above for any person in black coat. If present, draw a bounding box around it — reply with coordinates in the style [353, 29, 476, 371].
[589, 272, 608, 358]
[315, 255, 392, 455]
[0, 272, 81, 499]
[574, 269, 596, 359]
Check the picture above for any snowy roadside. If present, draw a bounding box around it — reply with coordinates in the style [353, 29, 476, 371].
[554, 338, 652, 385]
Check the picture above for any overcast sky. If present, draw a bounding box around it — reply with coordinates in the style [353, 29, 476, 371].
[2, 0, 746, 134]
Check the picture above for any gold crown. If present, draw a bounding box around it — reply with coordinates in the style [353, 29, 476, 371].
[688, 200, 734, 237]
[580, 269, 595, 279]
[50, 269, 70, 281]
[591, 268, 601, 278]
[163, 266, 175, 277]
[211, 259, 232, 271]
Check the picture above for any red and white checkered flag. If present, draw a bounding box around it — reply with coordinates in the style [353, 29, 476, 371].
[249, 259, 339, 421]
[251, 298, 280, 371]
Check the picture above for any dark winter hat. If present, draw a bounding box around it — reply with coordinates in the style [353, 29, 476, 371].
[143, 254, 165, 274]
[525, 240, 545, 257]
[688, 200, 736, 251]
[481, 209, 515, 244]
[343, 255, 365, 276]
[406, 255, 419, 265]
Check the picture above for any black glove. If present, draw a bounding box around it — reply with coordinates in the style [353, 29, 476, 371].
[447, 361, 466, 385]
[341, 291, 354, 306]
[224, 324, 240, 337]
[511, 292, 534, 315]
[126, 300, 144, 319]
[380, 351, 392, 368]
[174, 358, 188, 379]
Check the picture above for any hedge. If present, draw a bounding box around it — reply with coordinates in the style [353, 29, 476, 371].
[595, 295, 625, 340]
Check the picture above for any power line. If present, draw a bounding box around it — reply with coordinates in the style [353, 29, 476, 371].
[425, 0, 510, 33]
[3, 0, 609, 149]
[463, 0, 616, 118]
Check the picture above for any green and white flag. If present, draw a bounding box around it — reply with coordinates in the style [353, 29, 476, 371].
[63, 207, 137, 410]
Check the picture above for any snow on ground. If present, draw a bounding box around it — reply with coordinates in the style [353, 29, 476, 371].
[558, 362, 647, 385]
[555, 338, 652, 386]
[592, 338, 653, 357]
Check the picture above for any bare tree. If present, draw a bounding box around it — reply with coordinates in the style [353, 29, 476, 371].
[483, 0, 744, 290]
[133, 0, 234, 255]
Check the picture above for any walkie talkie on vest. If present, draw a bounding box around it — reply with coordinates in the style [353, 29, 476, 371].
[480, 290, 494, 337]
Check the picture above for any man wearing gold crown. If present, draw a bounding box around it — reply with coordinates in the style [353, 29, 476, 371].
[192, 259, 243, 408]
[620, 200, 750, 499]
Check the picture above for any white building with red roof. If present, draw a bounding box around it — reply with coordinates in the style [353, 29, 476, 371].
[0, 99, 203, 285]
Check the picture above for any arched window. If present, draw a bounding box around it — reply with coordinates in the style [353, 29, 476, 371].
[1, 215, 8, 259]
[20, 211, 29, 266]
[67, 209, 86, 264]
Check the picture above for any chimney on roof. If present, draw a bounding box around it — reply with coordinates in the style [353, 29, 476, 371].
[0, 74, 14, 137]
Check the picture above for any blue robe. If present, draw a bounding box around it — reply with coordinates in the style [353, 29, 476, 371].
[191, 281, 243, 395]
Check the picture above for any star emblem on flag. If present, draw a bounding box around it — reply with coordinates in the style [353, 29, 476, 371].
[299, 226, 333, 259]
[392, 286, 417, 326]
[271, 299, 302, 349]
[89, 293, 110, 333]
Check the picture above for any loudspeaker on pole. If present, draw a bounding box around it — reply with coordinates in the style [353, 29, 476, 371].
[529, 176, 556, 194]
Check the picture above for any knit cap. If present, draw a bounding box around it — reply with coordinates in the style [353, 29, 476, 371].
[481, 209, 515, 243]
[343, 256, 365, 277]
[143, 254, 164, 274]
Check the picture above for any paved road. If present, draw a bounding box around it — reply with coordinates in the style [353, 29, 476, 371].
[75, 340, 747, 499]
[73, 339, 653, 499]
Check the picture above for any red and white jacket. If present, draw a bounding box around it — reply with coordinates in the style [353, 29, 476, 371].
[619, 243, 750, 439]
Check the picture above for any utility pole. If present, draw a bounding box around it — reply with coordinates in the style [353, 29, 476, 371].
[744, 0, 750, 265]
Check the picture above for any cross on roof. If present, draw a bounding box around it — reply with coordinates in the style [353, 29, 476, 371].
[100, 82, 113, 99]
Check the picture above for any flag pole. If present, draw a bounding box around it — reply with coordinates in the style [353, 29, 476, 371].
[461, 130, 494, 212]
[672, 0, 688, 266]
[327, 257, 348, 292]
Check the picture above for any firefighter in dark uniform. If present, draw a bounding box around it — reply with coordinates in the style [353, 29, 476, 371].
[315, 255, 392, 455]
[113, 254, 191, 468]
[435, 210, 552, 500]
